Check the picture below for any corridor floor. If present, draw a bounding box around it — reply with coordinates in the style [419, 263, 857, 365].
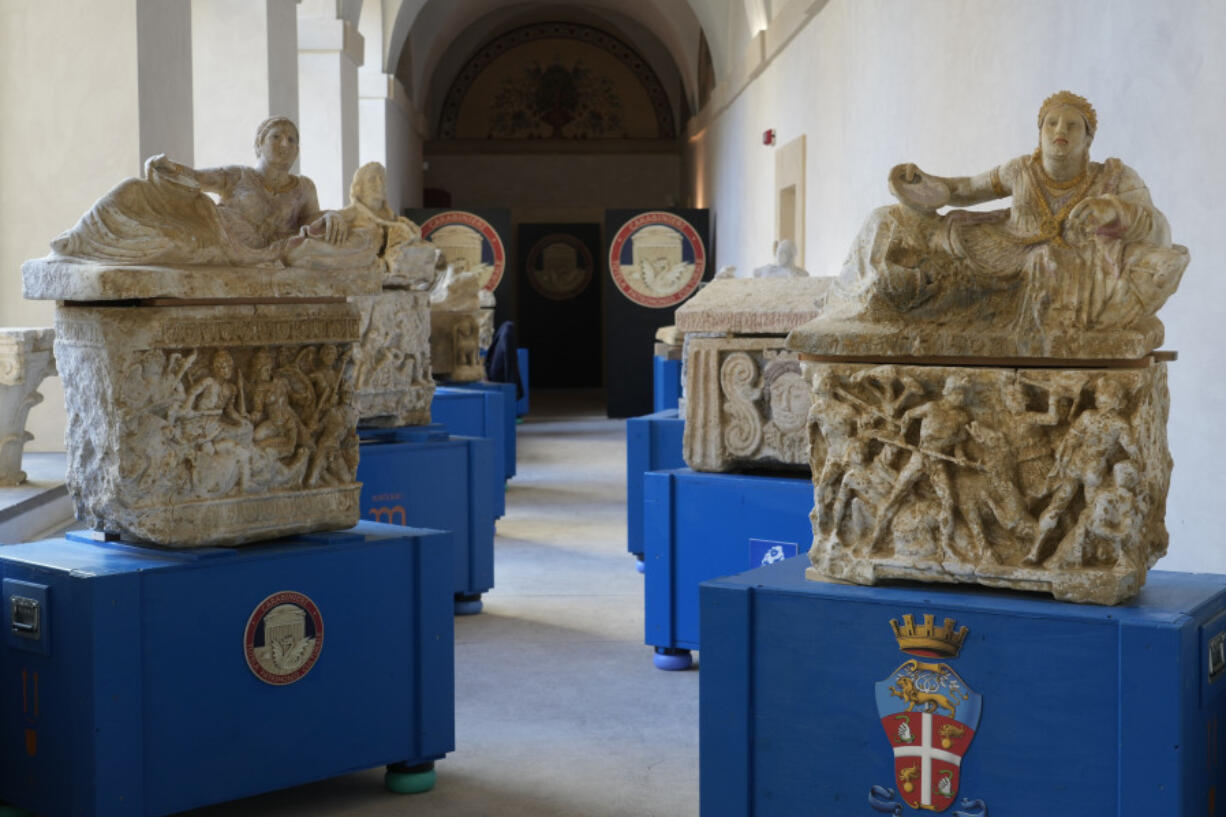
[183, 391, 700, 817]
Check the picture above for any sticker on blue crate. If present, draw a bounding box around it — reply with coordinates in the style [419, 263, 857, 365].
[244, 591, 324, 686]
[870, 614, 985, 814]
[749, 538, 797, 568]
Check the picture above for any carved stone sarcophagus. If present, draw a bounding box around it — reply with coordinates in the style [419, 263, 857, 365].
[345, 165, 444, 428]
[25, 278, 375, 547]
[19, 126, 414, 546]
[788, 91, 1188, 604]
[674, 277, 830, 472]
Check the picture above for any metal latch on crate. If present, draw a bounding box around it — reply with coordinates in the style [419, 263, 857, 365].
[10, 596, 41, 640]
[1210, 631, 1226, 683]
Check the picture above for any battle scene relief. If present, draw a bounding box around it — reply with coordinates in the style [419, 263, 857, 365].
[803, 361, 1170, 604]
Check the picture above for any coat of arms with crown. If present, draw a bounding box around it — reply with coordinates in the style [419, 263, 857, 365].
[871, 615, 984, 814]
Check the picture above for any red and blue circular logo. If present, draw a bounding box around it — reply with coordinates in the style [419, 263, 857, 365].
[420, 211, 506, 292]
[608, 211, 705, 308]
[244, 590, 324, 685]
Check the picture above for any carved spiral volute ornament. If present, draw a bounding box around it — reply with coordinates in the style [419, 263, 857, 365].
[720, 352, 763, 458]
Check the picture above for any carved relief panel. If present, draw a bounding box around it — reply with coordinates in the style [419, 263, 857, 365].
[802, 360, 1171, 604]
[683, 336, 811, 472]
[54, 302, 363, 546]
[352, 291, 434, 427]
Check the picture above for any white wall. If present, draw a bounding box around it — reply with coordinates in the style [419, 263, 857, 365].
[192, 0, 300, 170]
[688, 0, 1226, 572]
[1, 0, 192, 453]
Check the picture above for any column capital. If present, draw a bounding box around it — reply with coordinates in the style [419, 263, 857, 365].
[298, 17, 363, 66]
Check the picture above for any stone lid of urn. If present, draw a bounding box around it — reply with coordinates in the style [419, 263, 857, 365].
[674, 277, 831, 335]
[23, 258, 381, 302]
[785, 312, 1166, 361]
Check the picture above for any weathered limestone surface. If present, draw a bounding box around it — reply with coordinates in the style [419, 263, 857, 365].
[342, 163, 441, 426]
[430, 310, 485, 382]
[352, 291, 433, 426]
[685, 337, 811, 471]
[430, 264, 485, 382]
[54, 302, 361, 546]
[802, 362, 1169, 605]
[0, 329, 57, 486]
[675, 277, 830, 335]
[23, 259, 380, 302]
[678, 277, 830, 471]
[23, 117, 376, 546]
[789, 92, 1186, 604]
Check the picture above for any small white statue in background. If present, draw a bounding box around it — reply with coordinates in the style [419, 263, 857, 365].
[714, 240, 808, 280]
[752, 239, 808, 278]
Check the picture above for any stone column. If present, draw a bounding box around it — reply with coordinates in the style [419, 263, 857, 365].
[298, 12, 364, 209]
[0, 0, 191, 450]
[359, 73, 422, 213]
[191, 0, 300, 169]
[0, 330, 56, 486]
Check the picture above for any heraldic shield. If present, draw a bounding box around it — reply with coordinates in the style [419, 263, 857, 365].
[875, 658, 982, 812]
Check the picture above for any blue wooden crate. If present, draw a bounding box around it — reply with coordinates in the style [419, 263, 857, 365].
[625, 410, 685, 560]
[643, 468, 813, 656]
[652, 354, 682, 412]
[516, 348, 530, 416]
[435, 382, 517, 480]
[0, 521, 455, 817]
[357, 426, 495, 603]
[430, 390, 507, 518]
[700, 557, 1226, 816]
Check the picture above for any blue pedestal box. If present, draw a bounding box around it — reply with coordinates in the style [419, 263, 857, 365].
[652, 355, 682, 413]
[700, 557, 1226, 817]
[516, 348, 530, 416]
[357, 425, 495, 605]
[430, 390, 507, 518]
[434, 382, 517, 480]
[643, 468, 813, 657]
[625, 410, 685, 561]
[0, 522, 455, 817]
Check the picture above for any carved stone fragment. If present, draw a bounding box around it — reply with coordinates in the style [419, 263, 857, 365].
[53, 302, 362, 546]
[429, 310, 485, 383]
[351, 291, 433, 427]
[800, 361, 1170, 604]
[683, 338, 811, 471]
[0, 328, 57, 486]
[675, 277, 830, 471]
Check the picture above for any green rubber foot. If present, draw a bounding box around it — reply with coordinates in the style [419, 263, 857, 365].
[385, 767, 436, 794]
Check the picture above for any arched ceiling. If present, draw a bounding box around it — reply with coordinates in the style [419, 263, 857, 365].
[380, 0, 731, 122]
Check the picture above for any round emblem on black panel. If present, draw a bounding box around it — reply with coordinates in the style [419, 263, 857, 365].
[607, 211, 705, 308]
[244, 591, 324, 685]
[420, 211, 506, 292]
[526, 234, 594, 300]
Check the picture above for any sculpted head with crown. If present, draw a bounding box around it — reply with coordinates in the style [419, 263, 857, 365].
[1036, 90, 1095, 182]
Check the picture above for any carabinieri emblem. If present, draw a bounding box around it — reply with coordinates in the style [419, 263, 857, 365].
[874, 614, 982, 813]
